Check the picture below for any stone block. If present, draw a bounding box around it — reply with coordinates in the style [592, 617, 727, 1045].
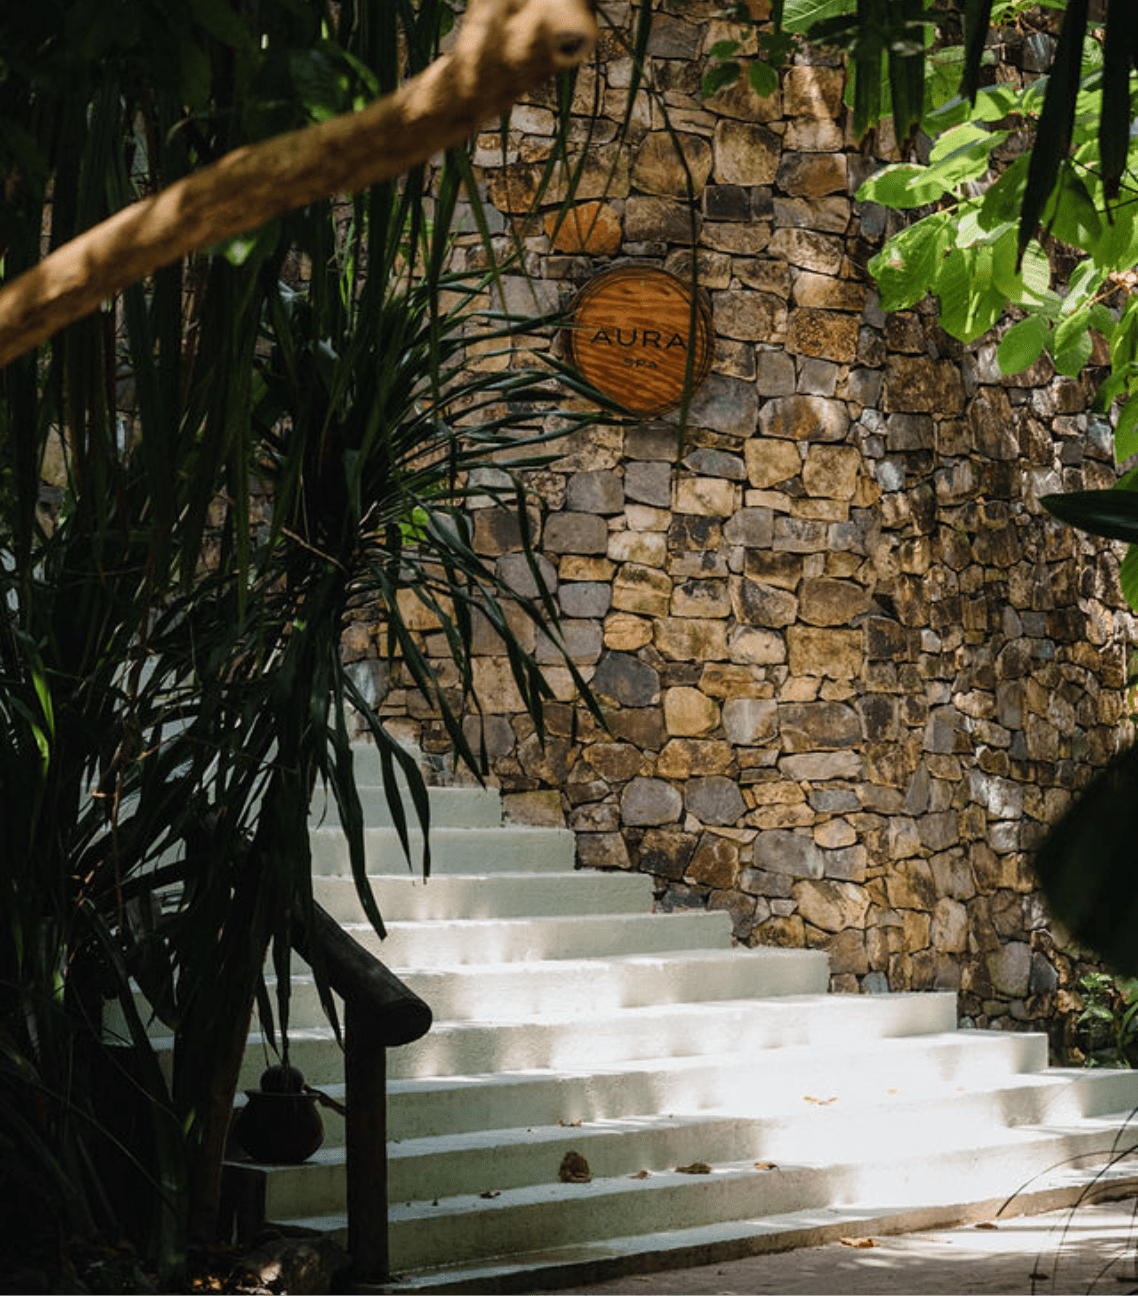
[657, 738, 735, 779]
[787, 626, 864, 679]
[621, 776, 683, 826]
[729, 626, 787, 664]
[745, 437, 801, 488]
[686, 373, 760, 437]
[560, 581, 612, 619]
[722, 697, 778, 745]
[609, 530, 667, 566]
[753, 829, 824, 878]
[664, 686, 721, 736]
[632, 131, 714, 196]
[787, 309, 859, 363]
[612, 563, 672, 617]
[783, 65, 845, 119]
[793, 878, 869, 931]
[675, 476, 737, 517]
[624, 196, 702, 243]
[767, 228, 844, 275]
[712, 120, 780, 185]
[566, 470, 624, 515]
[685, 775, 747, 826]
[779, 750, 865, 780]
[544, 202, 622, 255]
[577, 832, 631, 870]
[737, 580, 798, 628]
[802, 444, 861, 500]
[744, 550, 804, 590]
[759, 394, 850, 442]
[713, 290, 788, 343]
[882, 355, 966, 415]
[797, 578, 870, 627]
[638, 828, 698, 880]
[654, 616, 730, 661]
[625, 460, 674, 507]
[592, 651, 661, 707]
[779, 701, 861, 751]
[686, 833, 740, 888]
[672, 577, 731, 618]
[603, 612, 653, 651]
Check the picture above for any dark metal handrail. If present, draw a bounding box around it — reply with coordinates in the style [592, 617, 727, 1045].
[294, 900, 432, 1282]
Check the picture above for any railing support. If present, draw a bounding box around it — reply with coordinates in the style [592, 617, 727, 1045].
[345, 1002, 390, 1282]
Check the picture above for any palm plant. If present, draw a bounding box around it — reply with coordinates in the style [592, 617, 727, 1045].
[0, 0, 609, 1280]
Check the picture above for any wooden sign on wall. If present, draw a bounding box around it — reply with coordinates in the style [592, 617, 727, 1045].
[565, 266, 713, 418]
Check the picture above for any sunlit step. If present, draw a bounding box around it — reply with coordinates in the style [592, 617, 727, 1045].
[330, 910, 733, 966]
[282, 1115, 1138, 1272]
[312, 870, 655, 923]
[308, 824, 576, 876]
[274, 947, 830, 1028]
[309, 781, 502, 830]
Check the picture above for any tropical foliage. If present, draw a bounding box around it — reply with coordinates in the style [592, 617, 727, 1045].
[0, 0, 609, 1282]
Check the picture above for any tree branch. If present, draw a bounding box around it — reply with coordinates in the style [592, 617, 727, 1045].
[0, 0, 597, 368]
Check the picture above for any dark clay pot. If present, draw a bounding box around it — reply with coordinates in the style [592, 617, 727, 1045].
[233, 1089, 325, 1164]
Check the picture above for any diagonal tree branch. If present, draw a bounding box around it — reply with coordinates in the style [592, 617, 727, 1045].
[0, 0, 597, 368]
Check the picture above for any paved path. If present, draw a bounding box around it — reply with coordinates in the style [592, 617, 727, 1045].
[549, 1199, 1138, 1295]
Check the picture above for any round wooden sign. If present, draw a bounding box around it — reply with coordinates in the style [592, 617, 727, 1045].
[565, 267, 713, 417]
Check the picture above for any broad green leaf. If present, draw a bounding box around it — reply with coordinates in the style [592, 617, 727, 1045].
[1114, 395, 1138, 464]
[1050, 314, 1094, 376]
[924, 122, 1008, 191]
[997, 315, 1049, 376]
[1041, 487, 1138, 544]
[979, 155, 1029, 230]
[937, 244, 1006, 342]
[783, 0, 854, 35]
[866, 210, 952, 311]
[1046, 169, 1102, 250]
[1064, 258, 1104, 313]
[1121, 543, 1138, 610]
[856, 163, 949, 208]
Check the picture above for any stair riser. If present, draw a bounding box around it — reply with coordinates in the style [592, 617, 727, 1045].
[383, 993, 961, 1079]
[312, 873, 656, 923]
[309, 827, 576, 877]
[334, 911, 734, 965]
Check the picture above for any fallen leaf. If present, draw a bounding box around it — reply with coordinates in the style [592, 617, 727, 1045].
[803, 1095, 837, 1105]
[479, 1190, 500, 1199]
[974, 1222, 998, 1230]
[558, 1119, 583, 1127]
[675, 1161, 712, 1174]
[840, 1237, 876, 1249]
[753, 1161, 778, 1171]
[886, 1088, 898, 1095]
[559, 1151, 592, 1183]
[629, 1169, 650, 1179]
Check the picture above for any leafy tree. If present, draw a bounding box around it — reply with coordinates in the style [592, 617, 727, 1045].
[0, 0, 608, 1283]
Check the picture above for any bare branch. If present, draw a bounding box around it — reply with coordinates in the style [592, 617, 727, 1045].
[0, 0, 597, 367]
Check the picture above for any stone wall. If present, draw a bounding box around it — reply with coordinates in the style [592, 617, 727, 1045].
[346, 2, 1137, 1054]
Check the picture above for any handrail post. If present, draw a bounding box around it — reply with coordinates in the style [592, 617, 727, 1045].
[345, 1001, 390, 1283]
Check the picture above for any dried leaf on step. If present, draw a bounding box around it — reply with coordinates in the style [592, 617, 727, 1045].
[753, 1161, 778, 1171]
[974, 1222, 998, 1230]
[629, 1170, 650, 1180]
[559, 1151, 592, 1183]
[803, 1095, 837, 1105]
[840, 1237, 876, 1249]
[479, 1190, 500, 1199]
[558, 1119, 582, 1127]
[675, 1161, 712, 1174]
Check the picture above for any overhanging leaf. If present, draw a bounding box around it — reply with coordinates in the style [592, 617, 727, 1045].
[997, 315, 1049, 376]
[1034, 741, 1138, 975]
[1041, 488, 1138, 544]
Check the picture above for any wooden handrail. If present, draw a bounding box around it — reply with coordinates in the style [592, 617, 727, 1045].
[293, 900, 432, 1282]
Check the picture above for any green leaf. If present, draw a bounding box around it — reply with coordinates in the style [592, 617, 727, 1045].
[856, 163, 949, 208]
[748, 61, 780, 97]
[1115, 396, 1138, 463]
[190, 0, 255, 51]
[1046, 169, 1102, 249]
[1050, 312, 1094, 376]
[936, 244, 1006, 342]
[979, 154, 1029, 230]
[997, 315, 1049, 376]
[866, 210, 953, 311]
[702, 61, 741, 97]
[1041, 488, 1138, 544]
[783, 0, 853, 35]
[1033, 740, 1138, 975]
[1121, 543, 1138, 611]
[924, 122, 1008, 190]
[708, 39, 741, 59]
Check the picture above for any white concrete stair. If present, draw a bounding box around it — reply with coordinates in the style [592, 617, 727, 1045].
[226, 744, 1138, 1290]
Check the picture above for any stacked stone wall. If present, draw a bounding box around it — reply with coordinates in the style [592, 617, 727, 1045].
[345, 1, 1137, 1054]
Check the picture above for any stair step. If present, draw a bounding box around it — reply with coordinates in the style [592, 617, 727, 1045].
[253, 1068, 1138, 1219]
[309, 825, 576, 876]
[366, 1156, 1138, 1293]
[329, 910, 734, 965]
[312, 871, 656, 923]
[281, 1115, 1138, 1272]
[310, 781, 503, 830]
[275, 947, 830, 1027]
